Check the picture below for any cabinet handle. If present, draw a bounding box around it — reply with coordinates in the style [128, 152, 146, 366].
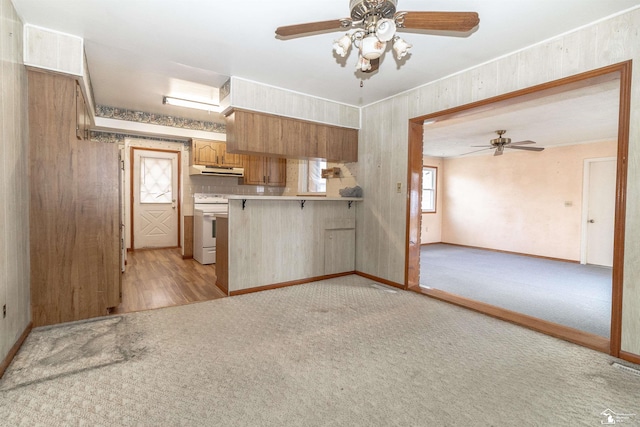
[263, 175, 266, 184]
[216, 155, 219, 164]
[222, 155, 225, 164]
[267, 175, 270, 184]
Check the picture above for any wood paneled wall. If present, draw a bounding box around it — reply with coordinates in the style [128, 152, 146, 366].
[28, 71, 120, 327]
[356, 9, 640, 355]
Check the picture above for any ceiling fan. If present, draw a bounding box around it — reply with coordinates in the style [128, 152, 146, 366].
[470, 130, 545, 156]
[275, 0, 479, 73]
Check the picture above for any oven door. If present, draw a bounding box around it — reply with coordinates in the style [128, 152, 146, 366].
[201, 213, 217, 248]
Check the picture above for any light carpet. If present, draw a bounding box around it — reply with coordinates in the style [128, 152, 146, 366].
[1, 275, 639, 426]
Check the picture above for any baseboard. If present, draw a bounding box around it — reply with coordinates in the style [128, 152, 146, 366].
[440, 242, 579, 264]
[229, 272, 355, 296]
[0, 322, 32, 379]
[619, 350, 640, 366]
[355, 271, 405, 290]
[420, 242, 443, 246]
[412, 286, 610, 353]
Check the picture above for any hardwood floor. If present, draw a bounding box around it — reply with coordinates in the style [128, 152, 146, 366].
[111, 248, 226, 314]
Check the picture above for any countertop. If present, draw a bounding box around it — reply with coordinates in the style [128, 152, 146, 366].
[226, 195, 362, 202]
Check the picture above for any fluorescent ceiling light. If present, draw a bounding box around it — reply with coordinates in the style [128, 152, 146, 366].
[163, 96, 220, 112]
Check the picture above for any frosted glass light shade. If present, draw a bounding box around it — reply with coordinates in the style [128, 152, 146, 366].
[360, 34, 386, 60]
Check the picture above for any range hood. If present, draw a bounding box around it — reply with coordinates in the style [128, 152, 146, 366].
[189, 165, 244, 177]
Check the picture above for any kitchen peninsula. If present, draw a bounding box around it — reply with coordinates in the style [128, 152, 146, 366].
[216, 195, 361, 295]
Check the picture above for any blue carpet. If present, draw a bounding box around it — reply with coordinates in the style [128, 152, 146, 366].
[420, 244, 611, 337]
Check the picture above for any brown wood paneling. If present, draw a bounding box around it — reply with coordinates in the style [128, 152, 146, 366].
[183, 215, 194, 259]
[28, 70, 121, 326]
[406, 120, 423, 290]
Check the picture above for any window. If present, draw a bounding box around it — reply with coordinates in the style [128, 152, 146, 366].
[299, 159, 327, 193]
[422, 166, 437, 212]
[140, 156, 173, 203]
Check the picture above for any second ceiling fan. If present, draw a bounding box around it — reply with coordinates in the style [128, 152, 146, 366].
[471, 130, 545, 156]
[275, 0, 480, 73]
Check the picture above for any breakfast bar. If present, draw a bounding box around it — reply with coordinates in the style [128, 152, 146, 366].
[215, 195, 362, 295]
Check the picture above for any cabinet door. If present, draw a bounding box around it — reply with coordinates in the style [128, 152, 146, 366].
[243, 155, 266, 185]
[266, 157, 286, 187]
[192, 140, 221, 166]
[220, 144, 244, 168]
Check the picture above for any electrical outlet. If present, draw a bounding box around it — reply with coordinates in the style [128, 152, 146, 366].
[3, 304, 5, 319]
[396, 182, 402, 193]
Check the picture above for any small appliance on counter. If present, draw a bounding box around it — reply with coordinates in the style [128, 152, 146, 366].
[193, 193, 228, 265]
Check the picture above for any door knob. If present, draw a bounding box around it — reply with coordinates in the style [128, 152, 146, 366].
[588, 219, 595, 223]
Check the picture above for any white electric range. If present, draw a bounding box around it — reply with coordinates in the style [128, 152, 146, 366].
[193, 193, 228, 265]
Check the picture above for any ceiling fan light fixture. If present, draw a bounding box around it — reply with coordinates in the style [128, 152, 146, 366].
[333, 33, 353, 57]
[393, 36, 412, 60]
[356, 55, 372, 71]
[375, 18, 396, 42]
[360, 34, 386, 60]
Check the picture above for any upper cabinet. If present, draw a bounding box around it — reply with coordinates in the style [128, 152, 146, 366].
[243, 155, 286, 187]
[225, 109, 358, 163]
[191, 139, 244, 168]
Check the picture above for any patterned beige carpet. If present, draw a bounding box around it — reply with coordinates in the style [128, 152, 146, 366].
[1, 275, 639, 426]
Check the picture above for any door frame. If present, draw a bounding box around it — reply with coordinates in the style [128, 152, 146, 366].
[130, 147, 182, 250]
[581, 157, 617, 265]
[406, 61, 631, 358]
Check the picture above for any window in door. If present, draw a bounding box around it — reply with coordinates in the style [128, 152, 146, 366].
[140, 156, 173, 203]
[422, 166, 437, 212]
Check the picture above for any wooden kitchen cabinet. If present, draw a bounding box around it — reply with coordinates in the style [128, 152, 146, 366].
[243, 155, 286, 186]
[191, 139, 244, 168]
[29, 70, 121, 327]
[226, 109, 358, 162]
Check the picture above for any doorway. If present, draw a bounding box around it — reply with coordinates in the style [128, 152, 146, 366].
[406, 62, 631, 356]
[131, 147, 181, 249]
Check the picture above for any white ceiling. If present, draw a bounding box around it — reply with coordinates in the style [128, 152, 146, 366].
[10, 0, 640, 126]
[423, 77, 621, 158]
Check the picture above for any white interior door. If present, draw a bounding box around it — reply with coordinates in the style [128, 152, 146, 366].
[133, 149, 179, 249]
[584, 159, 616, 267]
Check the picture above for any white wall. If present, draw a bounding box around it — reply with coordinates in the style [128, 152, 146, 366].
[0, 0, 30, 363]
[357, 9, 640, 355]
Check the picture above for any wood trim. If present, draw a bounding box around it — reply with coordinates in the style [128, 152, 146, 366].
[406, 61, 631, 357]
[130, 147, 182, 250]
[355, 271, 405, 290]
[229, 272, 354, 296]
[441, 242, 580, 264]
[183, 215, 194, 259]
[0, 322, 32, 379]
[413, 287, 610, 353]
[619, 351, 640, 366]
[406, 121, 424, 290]
[609, 61, 631, 358]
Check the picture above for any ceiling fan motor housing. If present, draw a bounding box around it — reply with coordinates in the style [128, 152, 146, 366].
[490, 136, 511, 147]
[350, 0, 397, 21]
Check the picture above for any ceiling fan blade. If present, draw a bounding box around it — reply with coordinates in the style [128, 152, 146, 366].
[457, 147, 492, 156]
[398, 12, 479, 32]
[510, 140, 537, 146]
[470, 145, 492, 148]
[276, 19, 350, 37]
[507, 146, 545, 152]
[362, 58, 380, 73]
